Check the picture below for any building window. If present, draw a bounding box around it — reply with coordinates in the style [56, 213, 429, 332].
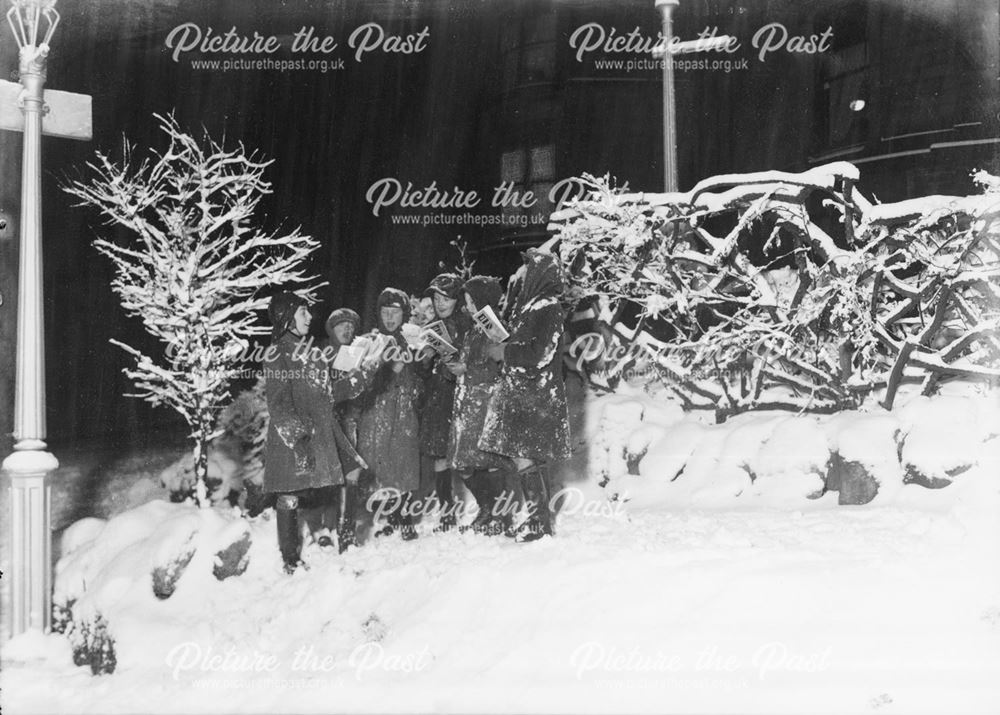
[500, 144, 556, 229]
[501, 11, 558, 91]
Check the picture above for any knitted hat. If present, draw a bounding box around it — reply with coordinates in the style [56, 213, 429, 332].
[268, 291, 308, 340]
[325, 308, 361, 338]
[423, 272, 463, 300]
[462, 275, 503, 312]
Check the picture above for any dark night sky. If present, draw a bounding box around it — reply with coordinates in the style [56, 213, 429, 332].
[1, 0, 996, 448]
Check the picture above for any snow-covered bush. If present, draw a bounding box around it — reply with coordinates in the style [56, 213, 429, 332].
[554, 166, 1000, 416]
[158, 378, 272, 510]
[53, 501, 261, 674]
[158, 444, 241, 505]
[64, 114, 322, 506]
[67, 612, 117, 675]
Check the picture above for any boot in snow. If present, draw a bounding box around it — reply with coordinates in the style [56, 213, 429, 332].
[276, 494, 304, 573]
[337, 485, 358, 554]
[299, 487, 337, 545]
[370, 498, 395, 539]
[515, 465, 554, 543]
[316, 529, 335, 549]
[398, 491, 419, 540]
[460, 471, 495, 534]
[498, 469, 522, 539]
[432, 469, 457, 533]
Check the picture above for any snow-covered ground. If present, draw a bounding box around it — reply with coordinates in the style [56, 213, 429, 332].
[2, 388, 999, 714]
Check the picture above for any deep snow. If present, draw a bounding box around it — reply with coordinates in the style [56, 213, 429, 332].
[2, 387, 999, 715]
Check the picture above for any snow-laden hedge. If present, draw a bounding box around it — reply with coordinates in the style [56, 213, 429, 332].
[554, 166, 1000, 416]
[586, 385, 1000, 508]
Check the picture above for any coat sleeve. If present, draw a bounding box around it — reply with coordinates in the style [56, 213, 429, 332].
[503, 302, 564, 372]
[265, 354, 310, 449]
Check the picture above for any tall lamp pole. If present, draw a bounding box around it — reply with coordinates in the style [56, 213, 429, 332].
[656, 0, 679, 192]
[3, 0, 60, 637]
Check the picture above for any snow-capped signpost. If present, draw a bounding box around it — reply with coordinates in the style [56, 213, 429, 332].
[1, 0, 92, 639]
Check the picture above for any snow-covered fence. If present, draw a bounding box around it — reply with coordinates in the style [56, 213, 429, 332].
[552, 166, 1000, 415]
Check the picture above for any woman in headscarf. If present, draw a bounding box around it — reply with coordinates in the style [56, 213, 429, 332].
[357, 288, 423, 540]
[479, 250, 571, 542]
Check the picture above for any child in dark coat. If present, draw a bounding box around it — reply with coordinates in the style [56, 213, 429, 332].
[418, 272, 470, 531]
[263, 292, 371, 572]
[321, 307, 371, 552]
[445, 276, 512, 535]
[357, 288, 423, 540]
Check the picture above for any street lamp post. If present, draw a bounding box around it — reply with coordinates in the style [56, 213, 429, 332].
[3, 0, 61, 637]
[653, 1, 735, 193]
[655, 0, 679, 192]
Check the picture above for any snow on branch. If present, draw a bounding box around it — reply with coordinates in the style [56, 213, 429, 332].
[64, 113, 323, 504]
[554, 166, 1000, 416]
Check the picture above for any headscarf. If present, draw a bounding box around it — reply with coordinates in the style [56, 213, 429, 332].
[505, 248, 564, 318]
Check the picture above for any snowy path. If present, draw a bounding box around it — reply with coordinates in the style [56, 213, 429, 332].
[3, 470, 999, 715]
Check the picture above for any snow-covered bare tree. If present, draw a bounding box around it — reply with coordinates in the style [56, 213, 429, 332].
[64, 114, 322, 506]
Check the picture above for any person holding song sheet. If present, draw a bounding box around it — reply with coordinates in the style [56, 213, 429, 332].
[445, 275, 513, 536]
[262, 293, 371, 573]
[417, 273, 469, 532]
[321, 307, 375, 553]
[357, 288, 423, 540]
[479, 250, 571, 542]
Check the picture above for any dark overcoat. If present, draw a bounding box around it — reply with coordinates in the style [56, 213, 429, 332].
[263, 333, 369, 493]
[419, 311, 470, 457]
[449, 328, 506, 470]
[357, 292, 423, 492]
[479, 252, 572, 462]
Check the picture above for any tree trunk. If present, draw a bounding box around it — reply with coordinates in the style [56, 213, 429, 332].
[192, 413, 210, 508]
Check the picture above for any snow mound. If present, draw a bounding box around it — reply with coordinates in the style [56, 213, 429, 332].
[586, 388, 999, 509]
[748, 416, 828, 501]
[59, 517, 108, 557]
[896, 395, 999, 487]
[53, 501, 258, 671]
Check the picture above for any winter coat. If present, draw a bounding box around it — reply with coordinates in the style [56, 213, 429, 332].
[322, 335, 375, 475]
[479, 251, 571, 462]
[449, 328, 506, 470]
[263, 333, 370, 494]
[418, 311, 470, 457]
[357, 290, 423, 492]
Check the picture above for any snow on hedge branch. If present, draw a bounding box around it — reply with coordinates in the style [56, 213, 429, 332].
[64, 113, 323, 505]
[555, 165, 999, 416]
